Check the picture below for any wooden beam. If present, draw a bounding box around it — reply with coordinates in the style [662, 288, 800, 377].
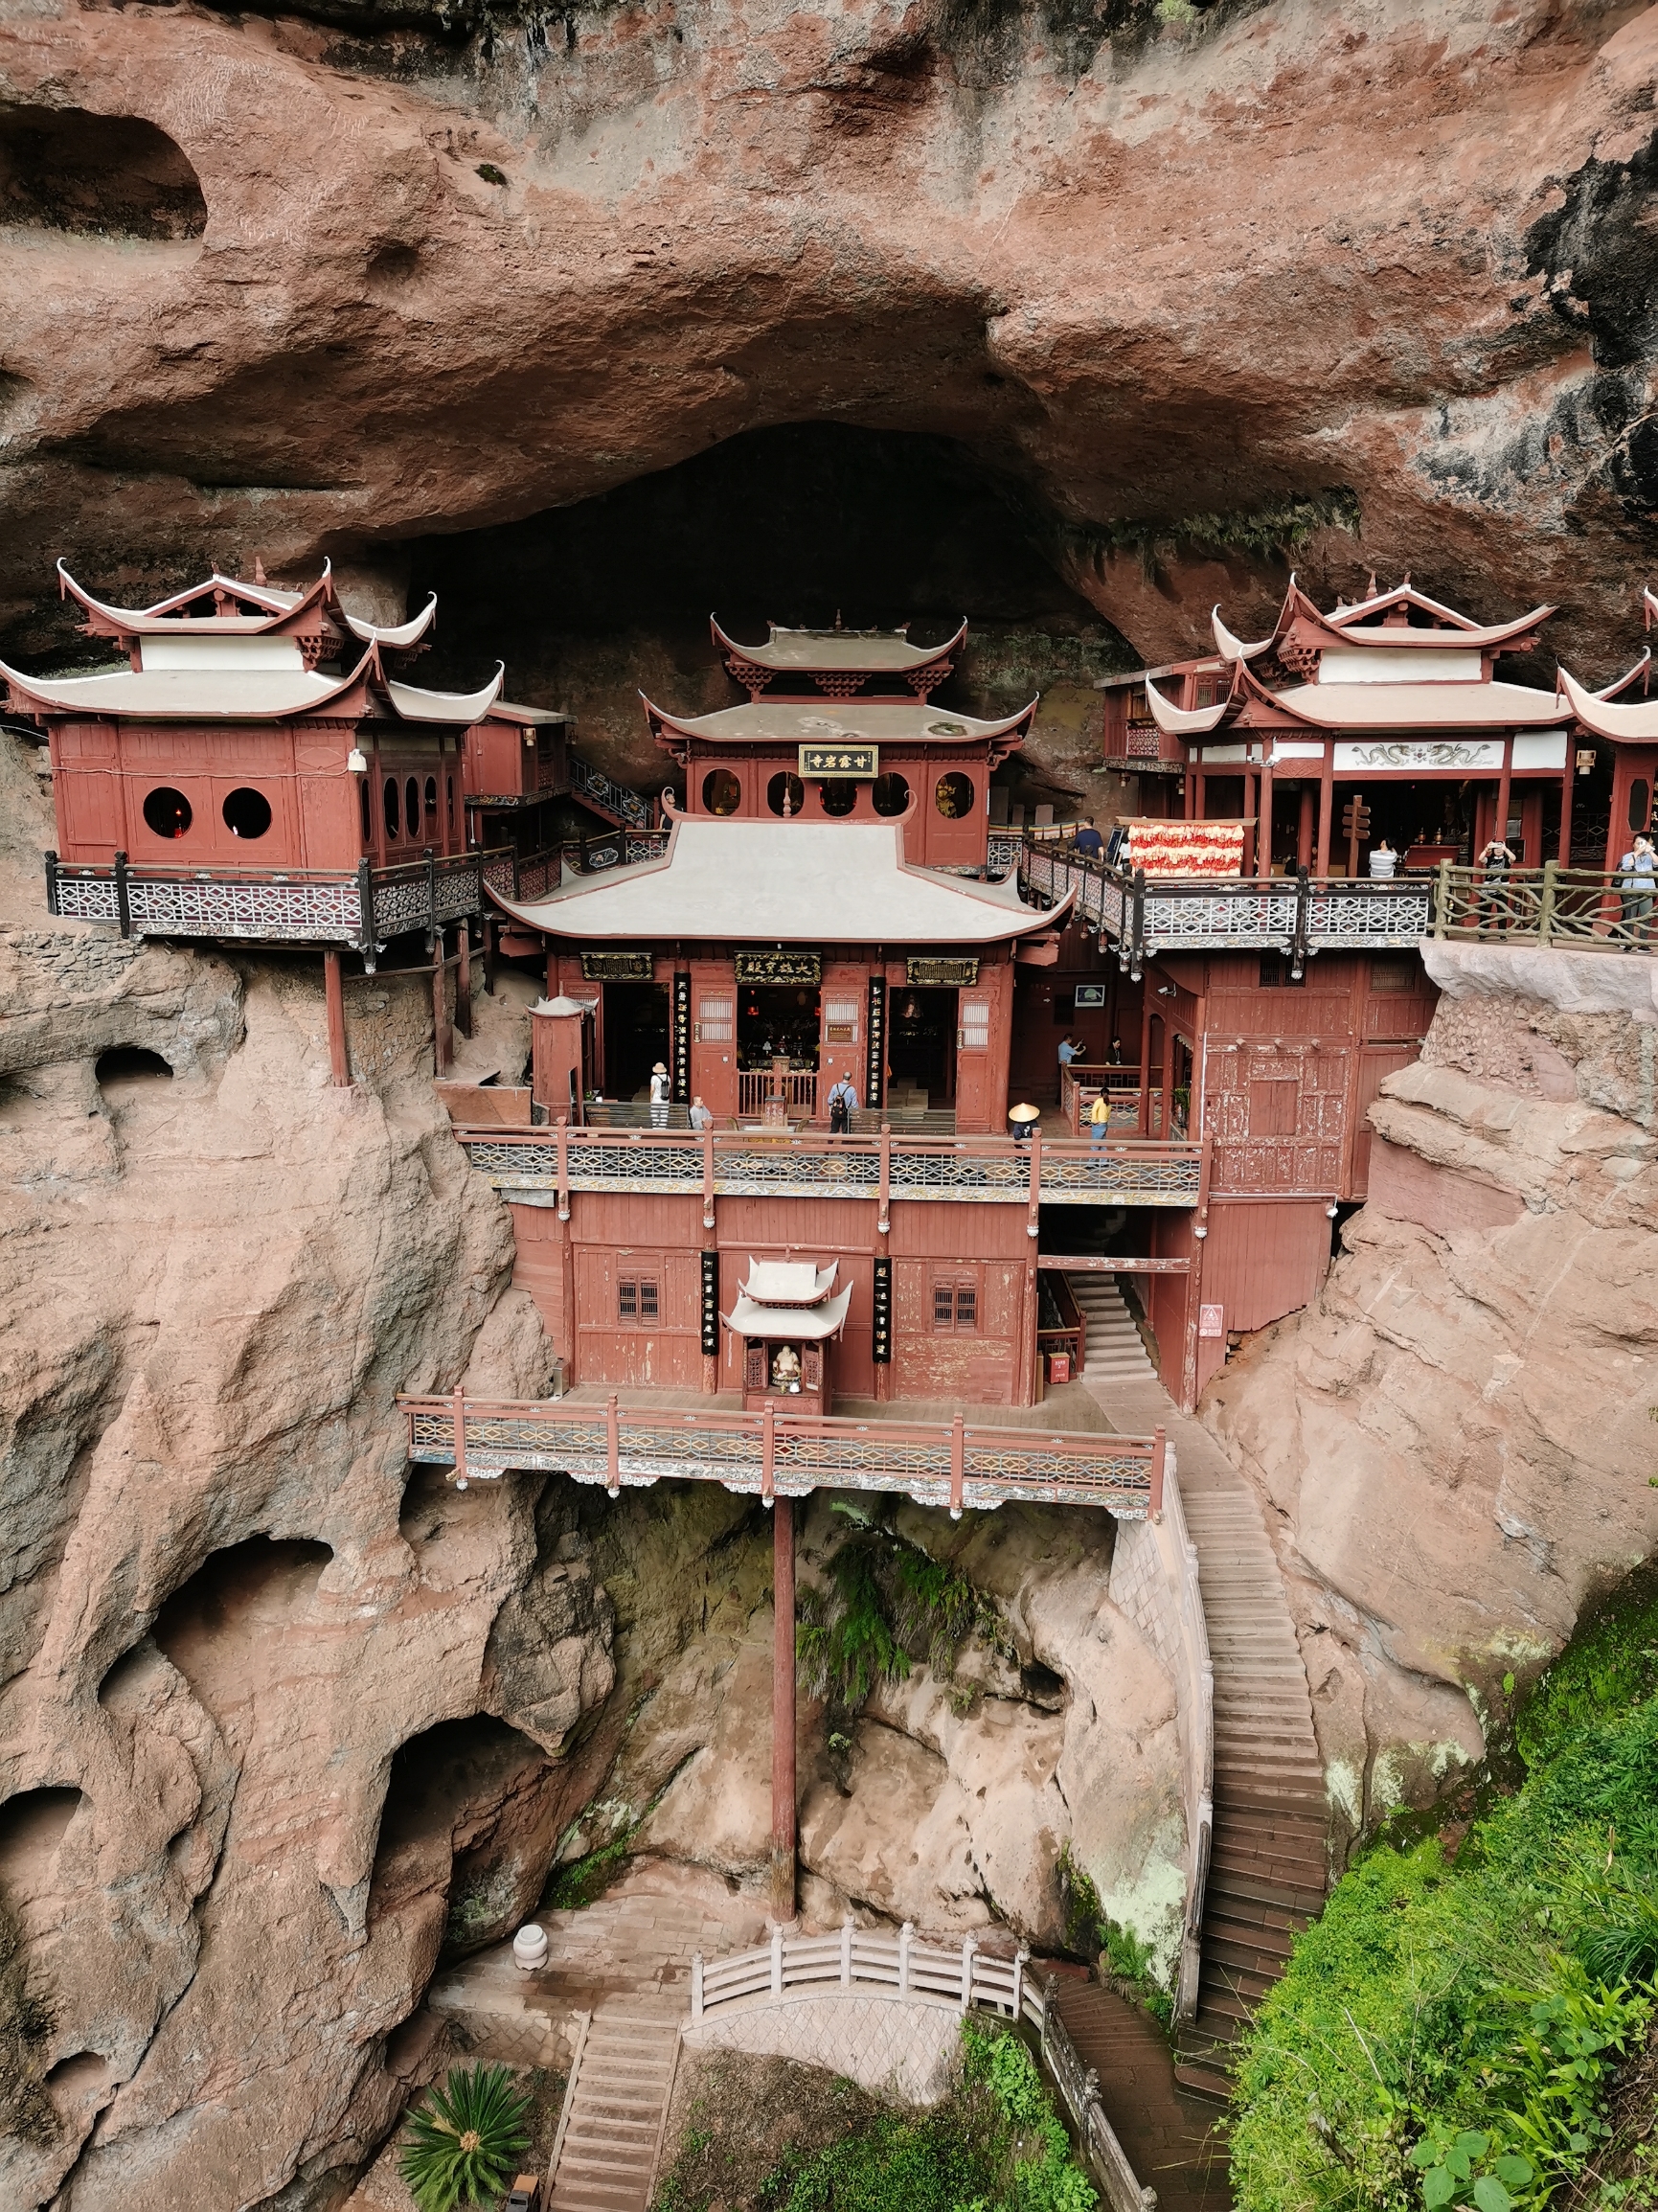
[771, 1496, 797, 1927]
[1038, 1254, 1192, 1273]
[323, 948, 350, 1087]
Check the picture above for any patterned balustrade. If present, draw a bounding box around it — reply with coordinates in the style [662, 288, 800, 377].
[452, 1124, 1206, 1209]
[691, 1922, 1030, 2022]
[1021, 837, 1435, 972]
[399, 1391, 1165, 1516]
[738, 1069, 818, 1118]
[567, 750, 653, 832]
[45, 848, 505, 951]
[481, 845, 564, 901]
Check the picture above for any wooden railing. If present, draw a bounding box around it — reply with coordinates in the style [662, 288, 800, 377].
[738, 1068, 818, 1119]
[451, 1122, 1208, 1213]
[567, 750, 654, 832]
[44, 846, 506, 955]
[397, 1389, 1166, 1518]
[1022, 837, 1658, 966]
[1431, 860, 1658, 949]
[1037, 1270, 1085, 1378]
[481, 843, 564, 902]
[1040, 1986, 1159, 2212]
[1059, 1063, 1143, 1135]
[1021, 838, 1433, 974]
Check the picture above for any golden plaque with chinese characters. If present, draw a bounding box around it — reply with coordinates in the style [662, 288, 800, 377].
[798, 743, 878, 779]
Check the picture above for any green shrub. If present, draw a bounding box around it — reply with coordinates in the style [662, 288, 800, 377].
[399, 2064, 532, 2212]
[1230, 1578, 1658, 2212]
[795, 1509, 1000, 1713]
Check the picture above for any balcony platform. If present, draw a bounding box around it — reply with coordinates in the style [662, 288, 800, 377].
[559, 1380, 1115, 1433]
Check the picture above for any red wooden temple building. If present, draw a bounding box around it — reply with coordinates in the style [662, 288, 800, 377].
[5, 559, 647, 1080]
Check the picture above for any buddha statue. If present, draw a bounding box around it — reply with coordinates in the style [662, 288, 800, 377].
[770, 1343, 802, 1391]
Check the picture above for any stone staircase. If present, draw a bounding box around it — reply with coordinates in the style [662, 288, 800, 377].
[1070, 1275, 1158, 1382]
[547, 1998, 681, 2212]
[1174, 1484, 1327, 2101]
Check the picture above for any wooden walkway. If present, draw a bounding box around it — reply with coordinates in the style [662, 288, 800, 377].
[547, 1997, 681, 2212]
[1052, 1982, 1230, 2212]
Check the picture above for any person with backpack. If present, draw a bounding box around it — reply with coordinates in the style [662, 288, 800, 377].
[1618, 832, 1656, 946]
[827, 1075, 858, 1132]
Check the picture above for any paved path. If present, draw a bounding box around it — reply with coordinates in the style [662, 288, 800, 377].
[548, 1996, 682, 2212]
[1051, 1982, 1229, 2212]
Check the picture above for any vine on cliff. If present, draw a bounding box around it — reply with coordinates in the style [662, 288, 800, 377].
[0, 1891, 57, 2145]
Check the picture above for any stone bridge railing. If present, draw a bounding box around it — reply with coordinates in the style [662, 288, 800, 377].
[689, 1925, 1152, 2212]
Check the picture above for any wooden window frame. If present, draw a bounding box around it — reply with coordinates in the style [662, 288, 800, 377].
[932, 1275, 979, 1332]
[618, 1275, 660, 1326]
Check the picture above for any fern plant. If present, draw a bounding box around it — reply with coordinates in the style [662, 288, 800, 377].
[398, 2064, 532, 2212]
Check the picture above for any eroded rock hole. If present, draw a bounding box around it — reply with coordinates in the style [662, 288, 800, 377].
[367, 1715, 565, 1957]
[0, 106, 206, 240]
[0, 1787, 85, 1892]
[150, 1538, 333, 1713]
[44, 2049, 108, 2099]
[94, 1046, 173, 1087]
[1019, 1660, 1067, 1710]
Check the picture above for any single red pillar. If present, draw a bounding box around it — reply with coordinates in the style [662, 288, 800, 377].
[456, 924, 473, 1038]
[433, 929, 451, 1077]
[771, 1496, 797, 1927]
[324, 948, 350, 1087]
[1297, 785, 1315, 871]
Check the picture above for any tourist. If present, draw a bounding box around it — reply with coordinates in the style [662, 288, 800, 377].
[1618, 832, 1656, 947]
[1476, 836, 1515, 931]
[648, 1060, 670, 1128]
[1368, 837, 1397, 879]
[1106, 1037, 1125, 1067]
[1057, 1033, 1083, 1079]
[826, 1074, 859, 1133]
[689, 1095, 714, 1131]
[1088, 1089, 1110, 1152]
[1009, 1102, 1040, 1147]
[1074, 816, 1104, 859]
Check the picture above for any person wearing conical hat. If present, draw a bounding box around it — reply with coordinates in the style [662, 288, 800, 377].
[1009, 1101, 1040, 1147]
[649, 1059, 670, 1129]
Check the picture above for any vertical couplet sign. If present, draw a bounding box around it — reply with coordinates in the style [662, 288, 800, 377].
[865, 976, 887, 1110]
[672, 970, 692, 1104]
[700, 1250, 720, 1357]
[871, 1256, 893, 1363]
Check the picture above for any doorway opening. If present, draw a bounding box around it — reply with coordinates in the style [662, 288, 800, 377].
[738, 986, 821, 1071]
[602, 980, 669, 1102]
[889, 986, 958, 1105]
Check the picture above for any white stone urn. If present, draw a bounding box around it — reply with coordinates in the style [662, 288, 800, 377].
[511, 1924, 550, 1973]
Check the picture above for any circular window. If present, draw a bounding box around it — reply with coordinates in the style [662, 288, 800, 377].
[819, 779, 857, 817]
[767, 770, 805, 817]
[142, 787, 192, 839]
[702, 768, 741, 816]
[935, 771, 975, 820]
[872, 771, 910, 817]
[384, 778, 400, 837]
[406, 777, 421, 836]
[221, 787, 272, 839]
[425, 777, 439, 829]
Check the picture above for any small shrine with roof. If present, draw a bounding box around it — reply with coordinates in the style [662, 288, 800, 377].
[643, 615, 1031, 874]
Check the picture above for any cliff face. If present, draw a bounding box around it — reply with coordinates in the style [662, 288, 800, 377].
[0, 731, 614, 2209]
[4, 0, 1658, 709]
[1204, 947, 1658, 1858]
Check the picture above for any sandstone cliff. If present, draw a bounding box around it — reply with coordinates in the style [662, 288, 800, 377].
[4, 0, 1658, 752]
[1205, 946, 1658, 1859]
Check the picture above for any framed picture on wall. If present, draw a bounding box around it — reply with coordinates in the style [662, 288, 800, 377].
[1074, 984, 1106, 1009]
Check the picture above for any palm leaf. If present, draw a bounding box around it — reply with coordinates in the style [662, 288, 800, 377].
[398, 2063, 533, 2212]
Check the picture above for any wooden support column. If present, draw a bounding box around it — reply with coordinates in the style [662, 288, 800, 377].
[433, 928, 451, 1077]
[1494, 736, 1514, 856]
[1297, 785, 1315, 871]
[484, 918, 498, 996]
[1257, 753, 1274, 878]
[1316, 745, 1334, 878]
[770, 1496, 798, 1927]
[1558, 764, 1574, 866]
[455, 924, 473, 1038]
[324, 948, 350, 1086]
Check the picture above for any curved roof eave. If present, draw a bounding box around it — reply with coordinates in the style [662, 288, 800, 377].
[343, 592, 439, 649]
[1146, 677, 1229, 736]
[385, 663, 505, 724]
[1558, 664, 1658, 742]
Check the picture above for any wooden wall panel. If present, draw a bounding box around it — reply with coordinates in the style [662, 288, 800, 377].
[888, 1201, 1027, 1261]
[1199, 1198, 1331, 1335]
[572, 1193, 704, 1245]
[574, 1244, 701, 1387]
[508, 1202, 571, 1363]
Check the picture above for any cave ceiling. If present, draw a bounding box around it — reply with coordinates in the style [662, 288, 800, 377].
[2, 0, 1657, 675]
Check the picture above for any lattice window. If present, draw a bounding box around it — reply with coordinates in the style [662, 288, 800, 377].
[619, 1277, 658, 1322]
[744, 1343, 766, 1392]
[933, 1279, 978, 1331]
[696, 997, 734, 1042]
[824, 999, 859, 1044]
[959, 998, 990, 1051]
